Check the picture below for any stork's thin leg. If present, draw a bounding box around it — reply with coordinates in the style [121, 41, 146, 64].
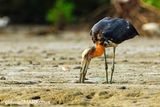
[110, 47, 116, 84]
[79, 68, 83, 83]
[104, 48, 108, 83]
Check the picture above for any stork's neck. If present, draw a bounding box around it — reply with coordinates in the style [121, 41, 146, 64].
[92, 43, 105, 57]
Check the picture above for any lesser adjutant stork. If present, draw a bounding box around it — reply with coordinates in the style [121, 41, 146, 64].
[79, 17, 139, 84]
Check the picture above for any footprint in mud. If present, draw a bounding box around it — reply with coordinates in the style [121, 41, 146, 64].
[4, 80, 40, 85]
[17, 50, 24, 53]
[73, 66, 81, 69]
[59, 57, 67, 60]
[125, 91, 141, 97]
[72, 91, 83, 96]
[31, 96, 41, 100]
[51, 91, 83, 105]
[85, 92, 95, 99]
[0, 76, 6, 80]
[85, 91, 113, 100]
[68, 57, 75, 60]
[118, 86, 127, 90]
[93, 91, 113, 99]
[52, 57, 56, 60]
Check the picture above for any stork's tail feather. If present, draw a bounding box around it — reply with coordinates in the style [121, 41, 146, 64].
[130, 23, 139, 36]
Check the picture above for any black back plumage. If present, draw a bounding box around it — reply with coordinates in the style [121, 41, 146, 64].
[90, 17, 139, 44]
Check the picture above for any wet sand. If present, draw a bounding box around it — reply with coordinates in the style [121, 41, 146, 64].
[0, 29, 160, 107]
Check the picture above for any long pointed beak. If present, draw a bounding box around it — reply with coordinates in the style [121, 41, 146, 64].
[79, 43, 105, 83]
[79, 57, 91, 83]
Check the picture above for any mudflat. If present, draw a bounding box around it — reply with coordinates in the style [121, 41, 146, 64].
[0, 30, 160, 107]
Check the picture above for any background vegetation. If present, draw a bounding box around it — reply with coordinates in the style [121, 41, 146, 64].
[0, 0, 159, 27]
[0, 0, 111, 24]
[143, 0, 160, 9]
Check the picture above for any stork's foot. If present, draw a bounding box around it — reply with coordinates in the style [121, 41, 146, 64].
[102, 81, 109, 84]
[102, 80, 115, 84]
[78, 77, 88, 83]
[72, 80, 81, 83]
[79, 81, 84, 83]
[84, 78, 88, 80]
[78, 80, 84, 83]
[110, 81, 115, 84]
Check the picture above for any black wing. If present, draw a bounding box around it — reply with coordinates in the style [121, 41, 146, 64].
[90, 17, 139, 44]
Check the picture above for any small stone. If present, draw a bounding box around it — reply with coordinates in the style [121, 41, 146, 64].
[42, 50, 47, 53]
[17, 50, 24, 53]
[139, 74, 143, 76]
[98, 91, 108, 96]
[45, 89, 50, 91]
[2, 56, 6, 59]
[61, 65, 70, 71]
[86, 95, 92, 99]
[132, 100, 137, 103]
[118, 86, 126, 90]
[122, 59, 128, 62]
[19, 69, 25, 72]
[6, 64, 11, 66]
[31, 96, 41, 100]
[33, 62, 40, 65]
[29, 104, 34, 107]
[73, 66, 81, 69]
[59, 62, 64, 65]
[86, 92, 95, 99]
[53, 65, 58, 67]
[69, 57, 75, 60]
[28, 60, 32, 64]
[17, 62, 21, 65]
[59, 57, 66, 60]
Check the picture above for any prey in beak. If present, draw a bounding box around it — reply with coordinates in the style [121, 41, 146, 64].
[79, 43, 105, 83]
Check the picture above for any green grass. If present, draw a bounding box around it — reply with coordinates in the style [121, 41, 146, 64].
[143, 0, 160, 9]
[46, 0, 75, 24]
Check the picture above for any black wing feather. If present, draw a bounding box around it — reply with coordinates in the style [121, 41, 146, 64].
[90, 17, 139, 44]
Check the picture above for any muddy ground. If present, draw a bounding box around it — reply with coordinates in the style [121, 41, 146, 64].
[0, 27, 160, 107]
